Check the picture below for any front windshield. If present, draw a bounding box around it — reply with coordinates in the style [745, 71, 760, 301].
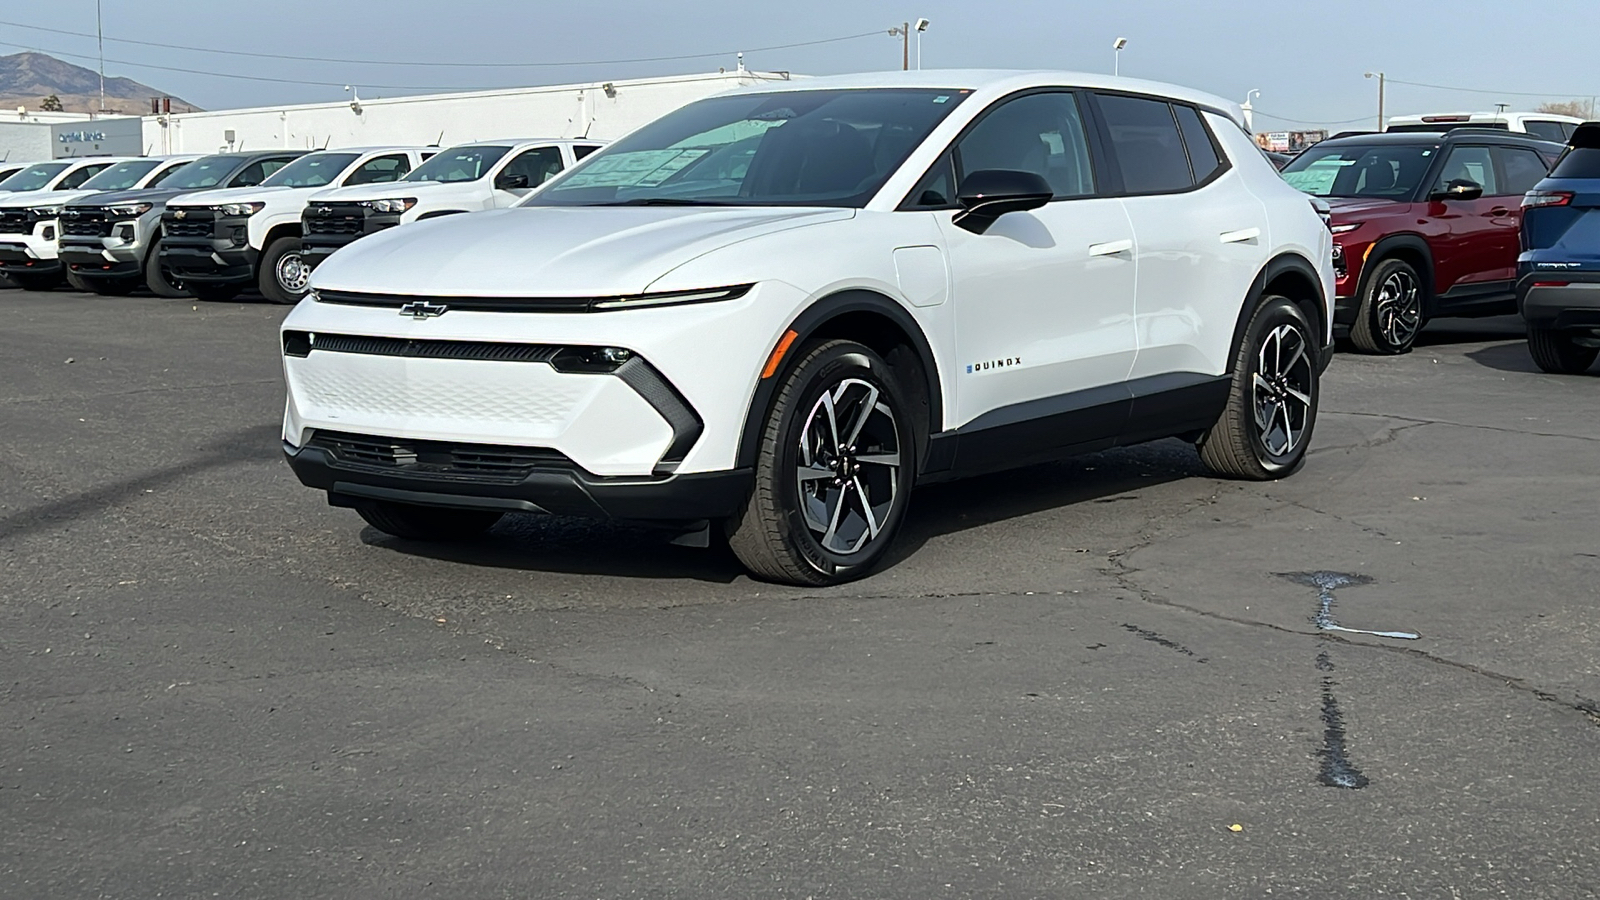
[262, 152, 360, 188]
[404, 146, 511, 184]
[1282, 144, 1437, 198]
[80, 159, 161, 191]
[161, 155, 245, 190]
[529, 88, 969, 208]
[0, 162, 71, 192]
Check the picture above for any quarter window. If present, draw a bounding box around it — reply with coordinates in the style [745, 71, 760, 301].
[1174, 105, 1223, 183]
[1432, 146, 1497, 195]
[1496, 146, 1549, 195]
[1096, 94, 1194, 194]
[954, 92, 1095, 199]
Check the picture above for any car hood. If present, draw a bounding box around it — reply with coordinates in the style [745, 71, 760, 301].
[0, 188, 95, 209]
[1323, 196, 1411, 218]
[65, 187, 197, 209]
[309, 180, 475, 203]
[168, 185, 297, 207]
[312, 205, 855, 296]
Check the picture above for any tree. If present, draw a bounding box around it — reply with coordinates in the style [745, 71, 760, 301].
[39, 94, 62, 112]
[1538, 100, 1592, 119]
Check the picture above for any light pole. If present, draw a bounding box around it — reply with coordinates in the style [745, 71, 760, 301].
[1243, 89, 1261, 134]
[1113, 37, 1127, 76]
[1364, 71, 1386, 133]
[914, 18, 930, 71]
[887, 22, 909, 71]
[95, 0, 106, 114]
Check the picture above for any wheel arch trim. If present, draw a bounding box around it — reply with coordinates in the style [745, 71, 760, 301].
[1230, 251, 1330, 373]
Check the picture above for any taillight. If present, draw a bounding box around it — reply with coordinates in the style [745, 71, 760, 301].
[1523, 191, 1573, 208]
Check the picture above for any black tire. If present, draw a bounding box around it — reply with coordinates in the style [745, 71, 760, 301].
[65, 270, 91, 292]
[354, 501, 504, 541]
[1350, 257, 1425, 354]
[11, 270, 62, 291]
[1198, 295, 1320, 480]
[144, 236, 189, 298]
[727, 339, 916, 586]
[258, 235, 311, 305]
[1527, 326, 1598, 374]
[84, 276, 140, 296]
[190, 283, 244, 302]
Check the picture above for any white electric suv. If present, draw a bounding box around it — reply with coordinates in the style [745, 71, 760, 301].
[281, 70, 1335, 585]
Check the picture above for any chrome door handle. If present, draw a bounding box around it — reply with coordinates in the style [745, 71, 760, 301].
[1088, 239, 1133, 257]
[1220, 227, 1261, 244]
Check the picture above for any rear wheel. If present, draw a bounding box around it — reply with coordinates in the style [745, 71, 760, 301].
[259, 236, 311, 305]
[1198, 295, 1320, 480]
[727, 340, 915, 586]
[1527, 326, 1599, 374]
[144, 237, 189, 298]
[1350, 258, 1424, 354]
[355, 501, 504, 541]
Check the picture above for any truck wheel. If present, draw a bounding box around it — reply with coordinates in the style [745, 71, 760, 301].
[259, 236, 312, 305]
[85, 276, 140, 296]
[11, 271, 62, 291]
[1198, 295, 1320, 480]
[1527, 326, 1599, 374]
[65, 270, 91, 292]
[144, 237, 189, 298]
[354, 501, 504, 541]
[190, 283, 243, 302]
[1349, 258, 1424, 354]
[726, 339, 915, 586]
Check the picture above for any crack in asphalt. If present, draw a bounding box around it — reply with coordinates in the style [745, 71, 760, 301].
[1324, 409, 1600, 444]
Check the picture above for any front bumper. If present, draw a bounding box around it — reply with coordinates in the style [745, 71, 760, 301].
[160, 239, 257, 284]
[285, 437, 750, 523]
[1518, 272, 1600, 330]
[0, 228, 63, 275]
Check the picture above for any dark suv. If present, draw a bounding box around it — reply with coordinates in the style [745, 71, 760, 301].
[1517, 122, 1600, 374]
[1282, 130, 1563, 353]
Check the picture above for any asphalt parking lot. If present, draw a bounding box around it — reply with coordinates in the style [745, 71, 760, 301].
[3, 287, 1599, 898]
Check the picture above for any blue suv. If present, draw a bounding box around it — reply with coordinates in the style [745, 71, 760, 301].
[1518, 122, 1600, 373]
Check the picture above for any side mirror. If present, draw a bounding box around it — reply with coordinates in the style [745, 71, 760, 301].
[495, 172, 530, 191]
[953, 170, 1053, 234]
[1431, 178, 1483, 202]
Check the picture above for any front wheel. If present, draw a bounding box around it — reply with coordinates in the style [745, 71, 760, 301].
[727, 340, 916, 586]
[259, 236, 311, 305]
[355, 501, 504, 541]
[144, 237, 189, 298]
[1198, 295, 1320, 480]
[1350, 258, 1424, 354]
[1527, 326, 1599, 374]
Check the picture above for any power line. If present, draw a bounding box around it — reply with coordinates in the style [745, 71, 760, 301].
[1254, 109, 1374, 127]
[0, 19, 881, 69]
[1384, 76, 1594, 99]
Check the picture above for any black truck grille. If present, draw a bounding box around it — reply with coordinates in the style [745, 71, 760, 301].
[0, 210, 28, 233]
[164, 218, 213, 238]
[307, 431, 573, 483]
[304, 204, 367, 236]
[62, 209, 113, 237]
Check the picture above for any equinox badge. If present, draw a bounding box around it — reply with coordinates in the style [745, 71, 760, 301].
[399, 301, 448, 319]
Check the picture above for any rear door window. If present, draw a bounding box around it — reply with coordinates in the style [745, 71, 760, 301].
[1495, 146, 1550, 195]
[1095, 94, 1194, 194]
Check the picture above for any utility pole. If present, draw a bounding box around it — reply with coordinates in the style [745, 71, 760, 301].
[887, 22, 909, 71]
[96, 0, 107, 114]
[1365, 71, 1386, 132]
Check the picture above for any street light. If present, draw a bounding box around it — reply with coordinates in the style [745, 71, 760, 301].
[1243, 89, 1261, 133]
[1364, 71, 1386, 133]
[1113, 37, 1128, 76]
[887, 22, 910, 71]
[915, 18, 930, 71]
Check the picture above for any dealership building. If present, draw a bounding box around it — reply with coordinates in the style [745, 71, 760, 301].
[0, 68, 792, 164]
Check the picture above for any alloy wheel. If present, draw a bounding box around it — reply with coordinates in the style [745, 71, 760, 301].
[1374, 269, 1422, 348]
[1252, 323, 1315, 458]
[795, 377, 902, 556]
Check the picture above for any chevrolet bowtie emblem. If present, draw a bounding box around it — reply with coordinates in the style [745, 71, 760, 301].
[399, 301, 448, 319]
[174, 209, 187, 219]
[317, 206, 332, 216]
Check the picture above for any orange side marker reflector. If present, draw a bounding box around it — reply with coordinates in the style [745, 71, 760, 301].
[761, 330, 800, 379]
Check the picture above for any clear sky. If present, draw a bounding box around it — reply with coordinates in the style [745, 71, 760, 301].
[2, 0, 1597, 129]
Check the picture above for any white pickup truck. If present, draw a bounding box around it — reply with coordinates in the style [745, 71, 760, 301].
[0, 156, 148, 290]
[160, 146, 434, 304]
[300, 139, 601, 270]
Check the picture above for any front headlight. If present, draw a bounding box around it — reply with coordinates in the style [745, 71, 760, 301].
[212, 202, 265, 217]
[108, 202, 153, 217]
[590, 284, 754, 311]
[359, 198, 417, 214]
[26, 205, 62, 220]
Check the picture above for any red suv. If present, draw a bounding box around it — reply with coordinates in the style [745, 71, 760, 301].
[1281, 130, 1563, 353]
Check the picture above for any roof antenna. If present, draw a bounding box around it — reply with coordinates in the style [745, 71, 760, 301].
[435, 130, 444, 147]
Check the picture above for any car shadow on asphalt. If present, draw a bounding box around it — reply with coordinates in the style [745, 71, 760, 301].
[363, 438, 1205, 584]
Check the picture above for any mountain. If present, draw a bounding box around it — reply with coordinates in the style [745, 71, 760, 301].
[0, 52, 200, 115]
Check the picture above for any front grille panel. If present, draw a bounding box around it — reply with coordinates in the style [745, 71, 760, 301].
[164, 219, 213, 238]
[0, 210, 28, 233]
[296, 332, 562, 364]
[304, 203, 367, 236]
[62, 209, 113, 237]
[307, 431, 574, 483]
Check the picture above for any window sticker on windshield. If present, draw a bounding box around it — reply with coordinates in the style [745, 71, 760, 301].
[934, 95, 950, 104]
[562, 149, 711, 188]
[752, 108, 797, 121]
